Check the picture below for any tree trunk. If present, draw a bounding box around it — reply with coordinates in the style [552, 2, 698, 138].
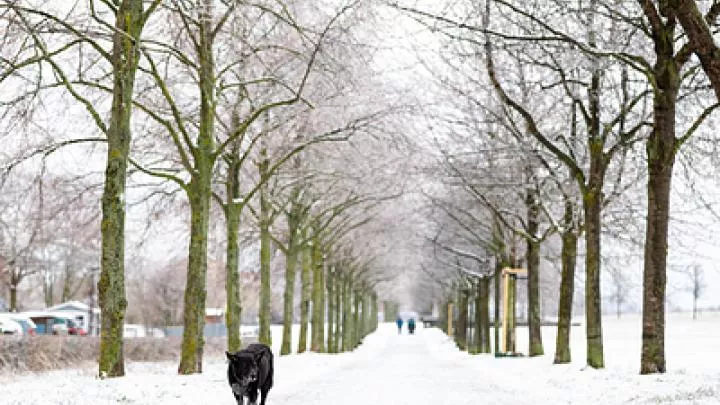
[641, 43, 679, 374]
[352, 290, 361, 348]
[555, 201, 578, 364]
[492, 214, 505, 355]
[494, 258, 502, 354]
[342, 278, 353, 351]
[9, 282, 18, 312]
[310, 237, 325, 352]
[371, 293, 378, 332]
[258, 150, 272, 346]
[224, 154, 242, 353]
[471, 282, 481, 354]
[326, 269, 335, 353]
[583, 182, 603, 368]
[297, 242, 311, 353]
[98, 0, 146, 378]
[480, 277, 491, 353]
[581, 5, 606, 368]
[178, 176, 212, 374]
[61, 266, 72, 303]
[333, 273, 343, 352]
[526, 185, 544, 356]
[280, 242, 298, 355]
[280, 205, 300, 355]
[362, 291, 371, 338]
[456, 288, 469, 350]
[505, 275, 517, 353]
[178, 0, 217, 375]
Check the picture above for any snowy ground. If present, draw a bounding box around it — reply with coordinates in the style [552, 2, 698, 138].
[2, 314, 720, 404]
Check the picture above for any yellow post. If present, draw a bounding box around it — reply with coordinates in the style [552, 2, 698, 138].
[501, 272, 509, 353]
[447, 302, 454, 337]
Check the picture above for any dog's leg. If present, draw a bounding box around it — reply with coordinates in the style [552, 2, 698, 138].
[233, 393, 243, 405]
[247, 388, 258, 405]
[259, 387, 269, 405]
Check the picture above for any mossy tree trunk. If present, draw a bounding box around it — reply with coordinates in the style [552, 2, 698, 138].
[493, 260, 502, 354]
[362, 290, 372, 338]
[279, 239, 298, 355]
[472, 278, 491, 354]
[177, 0, 218, 375]
[492, 215, 505, 355]
[480, 277, 491, 353]
[582, 7, 607, 368]
[555, 200, 578, 364]
[179, 168, 213, 374]
[333, 273, 343, 352]
[258, 147, 272, 346]
[310, 236, 325, 352]
[505, 275, 517, 353]
[9, 282, 18, 312]
[98, 0, 149, 378]
[178, 151, 214, 374]
[342, 277, 353, 351]
[326, 267, 335, 353]
[439, 298, 448, 334]
[352, 290, 361, 348]
[224, 148, 242, 353]
[583, 154, 605, 369]
[471, 282, 481, 354]
[371, 293, 378, 332]
[297, 239, 311, 353]
[280, 194, 301, 355]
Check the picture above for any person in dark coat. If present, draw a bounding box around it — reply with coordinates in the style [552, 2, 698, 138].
[407, 318, 416, 334]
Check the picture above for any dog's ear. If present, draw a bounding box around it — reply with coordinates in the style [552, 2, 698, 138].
[226, 351, 234, 361]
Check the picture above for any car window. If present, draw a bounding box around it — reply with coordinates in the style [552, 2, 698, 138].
[53, 318, 66, 325]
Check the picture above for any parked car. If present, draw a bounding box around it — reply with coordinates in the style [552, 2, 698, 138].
[22, 311, 87, 335]
[0, 318, 23, 335]
[66, 318, 86, 336]
[0, 314, 36, 336]
[52, 317, 71, 335]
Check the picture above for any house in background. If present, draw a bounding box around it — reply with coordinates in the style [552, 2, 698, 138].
[49, 301, 100, 336]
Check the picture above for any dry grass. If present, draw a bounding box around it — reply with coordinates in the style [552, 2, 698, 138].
[0, 336, 231, 373]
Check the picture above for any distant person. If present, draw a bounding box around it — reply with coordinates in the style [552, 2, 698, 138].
[396, 317, 403, 334]
[408, 318, 416, 335]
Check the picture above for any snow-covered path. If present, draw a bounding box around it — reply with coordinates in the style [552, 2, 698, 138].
[3, 318, 720, 404]
[271, 324, 522, 405]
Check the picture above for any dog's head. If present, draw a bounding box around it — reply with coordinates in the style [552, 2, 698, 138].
[226, 351, 259, 394]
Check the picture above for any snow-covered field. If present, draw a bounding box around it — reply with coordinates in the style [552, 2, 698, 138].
[2, 314, 719, 404]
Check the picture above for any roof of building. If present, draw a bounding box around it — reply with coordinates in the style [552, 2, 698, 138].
[49, 301, 100, 314]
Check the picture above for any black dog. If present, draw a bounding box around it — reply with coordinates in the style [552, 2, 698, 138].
[226, 343, 274, 405]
